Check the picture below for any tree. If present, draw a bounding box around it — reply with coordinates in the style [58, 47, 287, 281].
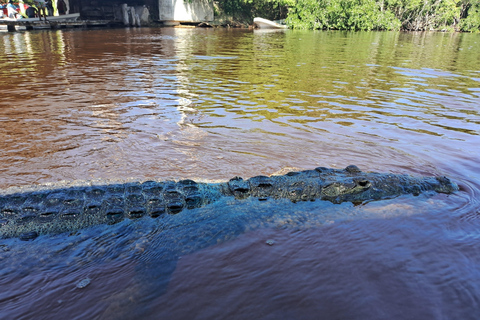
[286, 0, 401, 30]
[214, 0, 480, 31]
[216, 0, 293, 22]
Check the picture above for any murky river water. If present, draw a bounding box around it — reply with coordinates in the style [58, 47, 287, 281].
[0, 27, 479, 319]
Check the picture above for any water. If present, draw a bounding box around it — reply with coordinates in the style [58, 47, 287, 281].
[0, 27, 479, 319]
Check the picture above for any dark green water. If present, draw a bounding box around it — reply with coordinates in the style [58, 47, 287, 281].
[0, 28, 479, 319]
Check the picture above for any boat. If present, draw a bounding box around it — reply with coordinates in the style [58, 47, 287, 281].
[0, 13, 81, 31]
[5, 12, 80, 23]
[253, 17, 288, 29]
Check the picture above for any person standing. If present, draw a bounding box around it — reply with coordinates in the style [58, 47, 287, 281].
[33, 0, 46, 20]
[7, 0, 17, 18]
[44, 0, 52, 16]
[25, 5, 35, 18]
[57, 0, 66, 14]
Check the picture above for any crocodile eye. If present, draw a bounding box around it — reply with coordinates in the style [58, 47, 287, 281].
[345, 165, 361, 173]
[357, 180, 370, 187]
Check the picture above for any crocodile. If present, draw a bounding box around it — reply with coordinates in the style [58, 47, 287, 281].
[0, 165, 458, 240]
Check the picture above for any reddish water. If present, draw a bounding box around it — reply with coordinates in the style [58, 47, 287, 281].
[0, 28, 479, 319]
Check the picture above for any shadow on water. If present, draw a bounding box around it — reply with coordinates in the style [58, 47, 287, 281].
[158, 216, 480, 320]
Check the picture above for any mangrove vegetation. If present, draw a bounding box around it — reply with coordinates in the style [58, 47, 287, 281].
[215, 0, 480, 31]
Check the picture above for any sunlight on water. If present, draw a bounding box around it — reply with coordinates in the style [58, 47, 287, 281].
[1, 29, 479, 187]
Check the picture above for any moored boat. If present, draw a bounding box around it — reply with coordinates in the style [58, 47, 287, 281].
[1, 12, 80, 22]
[0, 13, 80, 31]
[253, 17, 287, 29]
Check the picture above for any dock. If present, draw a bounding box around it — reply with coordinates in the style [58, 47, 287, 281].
[0, 13, 112, 31]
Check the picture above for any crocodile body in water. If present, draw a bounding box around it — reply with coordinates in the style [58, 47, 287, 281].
[0, 165, 458, 240]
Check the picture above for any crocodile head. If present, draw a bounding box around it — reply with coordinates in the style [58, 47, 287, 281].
[318, 166, 458, 204]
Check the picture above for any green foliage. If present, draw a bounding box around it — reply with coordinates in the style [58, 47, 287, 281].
[384, 0, 460, 30]
[286, 0, 401, 30]
[459, 0, 480, 31]
[285, 0, 480, 30]
[216, 0, 291, 22]
[215, 0, 480, 31]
